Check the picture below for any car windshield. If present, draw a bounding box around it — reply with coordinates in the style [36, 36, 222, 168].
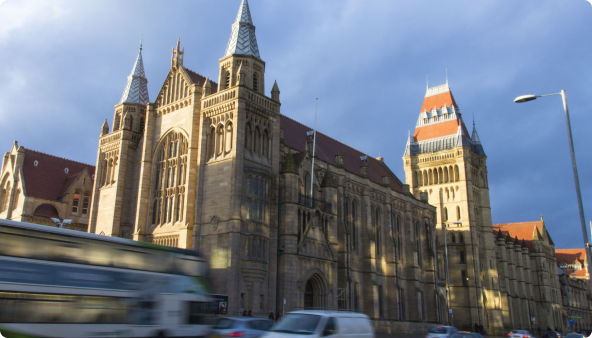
[429, 327, 448, 334]
[272, 314, 321, 335]
[214, 318, 236, 329]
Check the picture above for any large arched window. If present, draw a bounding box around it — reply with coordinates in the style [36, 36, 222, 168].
[151, 132, 188, 227]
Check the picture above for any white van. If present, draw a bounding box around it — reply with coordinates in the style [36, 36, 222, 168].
[261, 310, 374, 338]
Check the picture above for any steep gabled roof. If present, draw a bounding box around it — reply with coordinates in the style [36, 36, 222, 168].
[493, 220, 545, 252]
[281, 115, 404, 192]
[21, 149, 95, 200]
[184, 68, 219, 93]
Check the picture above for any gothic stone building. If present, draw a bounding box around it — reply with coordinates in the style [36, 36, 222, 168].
[556, 249, 592, 332]
[493, 220, 563, 332]
[0, 141, 95, 231]
[89, 0, 439, 329]
[403, 83, 504, 334]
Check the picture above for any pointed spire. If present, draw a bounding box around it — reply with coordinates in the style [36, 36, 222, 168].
[224, 0, 261, 59]
[101, 119, 110, 136]
[203, 77, 212, 98]
[471, 120, 482, 144]
[120, 42, 149, 105]
[271, 80, 280, 101]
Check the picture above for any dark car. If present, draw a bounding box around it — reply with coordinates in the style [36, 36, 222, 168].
[543, 332, 563, 338]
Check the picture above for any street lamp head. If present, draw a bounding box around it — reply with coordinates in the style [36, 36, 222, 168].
[514, 95, 537, 103]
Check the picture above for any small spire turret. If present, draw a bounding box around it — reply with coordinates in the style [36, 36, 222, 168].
[203, 77, 212, 98]
[101, 119, 109, 136]
[271, 80, 280, 101]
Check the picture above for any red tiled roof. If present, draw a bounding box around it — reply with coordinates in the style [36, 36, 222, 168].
[280, 115, 404, 192]
[184, 67, 219, 93]
[420, 91, 458, 112]
[493, 221, 544, 252]
[413, 119, 470, 142]
[33, 204, 59, 218]
[21, 149, 95, 200]
[556, 249, 587, 265]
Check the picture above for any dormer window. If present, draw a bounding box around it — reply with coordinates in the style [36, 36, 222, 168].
[444, 113, 448, 119]
[72, 193, 80, 214]
[433, 116, 437, 122]
[423, 118, 428, 124]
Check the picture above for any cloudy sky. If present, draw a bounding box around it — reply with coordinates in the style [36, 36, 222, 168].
[0, 0, 591, 249]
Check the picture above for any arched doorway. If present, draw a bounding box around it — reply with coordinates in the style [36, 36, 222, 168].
[304, 280, 314, 309]
[303, 273, 327, 310]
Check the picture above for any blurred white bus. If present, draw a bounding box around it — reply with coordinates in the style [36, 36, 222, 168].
[0, 219, 213, 338]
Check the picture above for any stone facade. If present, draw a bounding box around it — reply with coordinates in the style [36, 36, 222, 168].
[87, 0, 440, 329]
[0, 141, 95, 231]
[493, 220, 563, 332]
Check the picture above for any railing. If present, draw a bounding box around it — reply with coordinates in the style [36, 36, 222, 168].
[298, 194, 331, 213]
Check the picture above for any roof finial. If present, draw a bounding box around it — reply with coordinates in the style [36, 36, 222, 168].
[446, 68, 448, 84]
[473, 112, 475, 127]
[426, 75, 429, 89]
[139, 34, 143, 51]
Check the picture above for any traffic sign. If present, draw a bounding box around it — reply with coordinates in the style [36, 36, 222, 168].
[569, 320, 575, 326]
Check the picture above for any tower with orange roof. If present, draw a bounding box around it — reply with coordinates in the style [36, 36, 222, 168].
[403, 82, 503, 333]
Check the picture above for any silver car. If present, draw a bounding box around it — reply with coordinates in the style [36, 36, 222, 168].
[211, 317, 274, 338]
[426, 326, 459, 338]
[508, 330, 535, 338]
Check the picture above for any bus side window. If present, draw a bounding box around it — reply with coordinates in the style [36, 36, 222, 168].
[187, 301, 211, 324]
[0, 232, 30, 258]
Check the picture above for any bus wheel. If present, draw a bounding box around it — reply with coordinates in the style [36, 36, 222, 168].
[155, 331, 166, 338]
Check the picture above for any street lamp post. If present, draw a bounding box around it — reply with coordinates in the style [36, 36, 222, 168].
[514, 90, 592, 294]
[443, 223, 453, 326]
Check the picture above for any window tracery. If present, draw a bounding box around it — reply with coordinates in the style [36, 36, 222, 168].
[246, 175, 269, 222]
[151, 132, 188, 226]
[244, 235, 266, 261]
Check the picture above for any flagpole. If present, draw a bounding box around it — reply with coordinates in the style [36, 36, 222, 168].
[309, 98, 318, 207]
